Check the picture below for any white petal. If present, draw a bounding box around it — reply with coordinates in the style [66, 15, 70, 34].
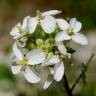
[13, 34, 21, 39]
[41, 16, 56, 33]
[27, 17, 38, 33]
[42, 10, 61, 16]
[69, 18, 76, 27]
[43, 80, 52, 89]
[10, 23, 21, 38]
[69, 18, 82, 33]
[11, 65, 22, 74]
[23, 67, 40, 83]
[56, 19, 69, 31]
[11, 53, 17, 62]
[16, 36, 27, 47]
[72, 33, 88, 45]
[54, 62, 64, 82]
[22, 16, 30, 30]
[12, 42, 24, 60]
[26, 49, 45, 65]
[55, 31, 71, 42]
[73, 21, 82, 33]
[42, 55, 60, 66]
[56, 42, 67, 55]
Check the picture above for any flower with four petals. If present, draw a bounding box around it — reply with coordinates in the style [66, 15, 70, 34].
[10, 10, 88, 89]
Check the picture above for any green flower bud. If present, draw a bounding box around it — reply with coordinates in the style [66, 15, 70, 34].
[45, 39, 50, 47]
[36, 39, 43, 46]
[47, 52, 53, 59]
[41, 45, 47, 51]
[27, 43, 35, 50]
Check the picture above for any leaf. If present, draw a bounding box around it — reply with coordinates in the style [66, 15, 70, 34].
[80, 84, 96, 96]
[66, 47, 76, 54]
[0, 64, 15, 82]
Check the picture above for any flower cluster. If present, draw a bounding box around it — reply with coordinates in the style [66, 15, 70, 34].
[10, 10, 88, 89]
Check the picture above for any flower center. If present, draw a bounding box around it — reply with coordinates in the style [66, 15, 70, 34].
[60, 54, 69, 61]
[16, 57, 28, 65]
[67, 28, 74, 36]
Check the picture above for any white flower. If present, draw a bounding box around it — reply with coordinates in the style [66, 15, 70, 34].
[42, 55, 65, 89]
[28, 10, 61, 34]
[10, 16, 30, 39]
[55, 18, 88, 45]
[11, 42, 46, 83]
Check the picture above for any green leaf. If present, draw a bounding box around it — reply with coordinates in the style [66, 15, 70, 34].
[0, 64, 15, 81]
[66, 47, 76, 54]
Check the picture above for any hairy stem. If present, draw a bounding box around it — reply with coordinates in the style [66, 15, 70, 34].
[71, 53, 95, 92]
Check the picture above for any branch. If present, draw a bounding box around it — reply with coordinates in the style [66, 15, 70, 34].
[63, 74, 73, 96]
[71, 53, 95, 92]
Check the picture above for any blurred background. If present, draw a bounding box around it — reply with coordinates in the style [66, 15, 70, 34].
[0, 0, 96, 96]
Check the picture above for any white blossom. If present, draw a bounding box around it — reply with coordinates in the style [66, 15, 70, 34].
[55, 18, 88, 45]
[10, 16, 30, 39]
[42, 54, 65, 89]
[11, 42, 46, 83]
[28, 10, 61, 34]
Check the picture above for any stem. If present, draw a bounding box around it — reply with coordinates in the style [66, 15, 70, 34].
[63, 74, 73, 96]
[71, 53, 95, 92]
